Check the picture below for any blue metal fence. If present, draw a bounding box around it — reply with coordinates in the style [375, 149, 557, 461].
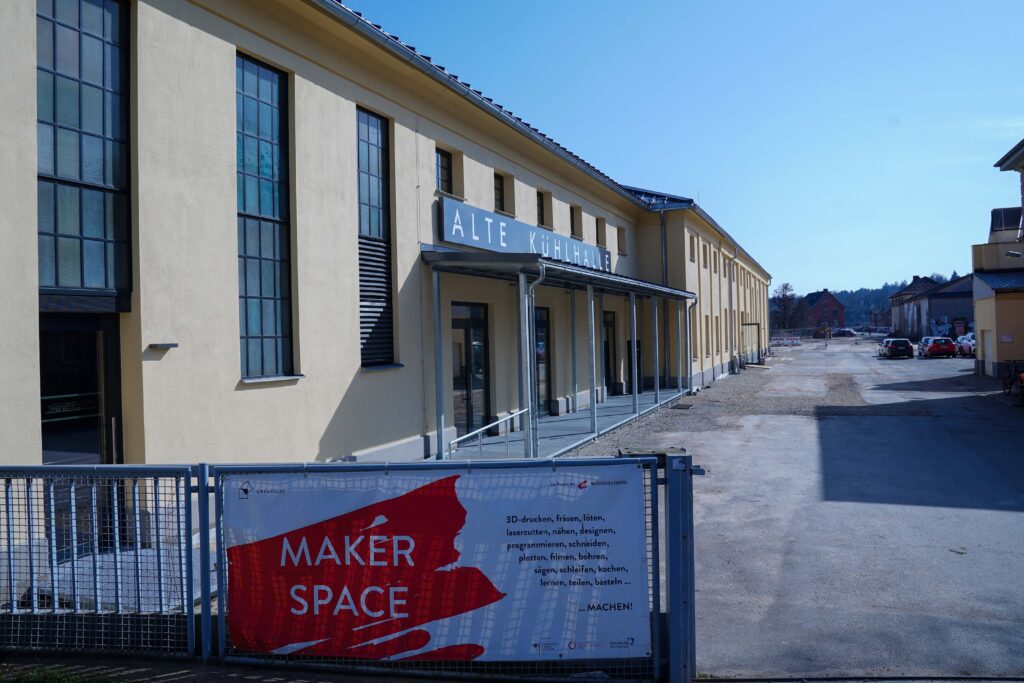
[0, 456, 699, 682]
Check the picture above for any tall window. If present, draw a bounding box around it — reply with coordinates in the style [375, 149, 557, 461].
[37, 0, 129, 295]
[436, 148, 452, 194]
[596, 217, 606, 247]
[536, 190, 546, 227]
[493, 172, 505, 213]
[570, 206, 582, 239]
[617, 226, 628, 256]
[689, 235, 696, 262]
[357, 108, 394, 366]
[236, 54, 291, 379]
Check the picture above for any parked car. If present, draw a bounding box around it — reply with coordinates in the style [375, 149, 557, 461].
[921, 337, 957, 358]
[878, 338, 893, 356]
[917, 336, 933, 357]
[833, 328, 856, 337]
[885, 338, 914, 358]
[956, 332, 976, 357]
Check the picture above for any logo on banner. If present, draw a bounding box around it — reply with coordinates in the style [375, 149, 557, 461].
[238, 482, 251, 500]
[227, 476, 506, 660]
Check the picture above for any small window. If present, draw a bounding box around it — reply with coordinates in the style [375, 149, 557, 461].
[596, 217, 607, 248]
[536, 190, 550, 228]
[617, 226, 628, 256]
[702, 244, 709, 269]
[570, 205, 582, 239]
[689, 235, 696, 262]
[713, 252, 719, 274]
[436, 148, 452, 194]
[494, 172, 505, 213]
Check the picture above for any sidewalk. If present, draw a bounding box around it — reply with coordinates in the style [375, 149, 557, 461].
[0, 654, 427, 683]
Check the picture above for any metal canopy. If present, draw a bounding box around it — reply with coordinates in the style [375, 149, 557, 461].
[421, 248, 697, 301]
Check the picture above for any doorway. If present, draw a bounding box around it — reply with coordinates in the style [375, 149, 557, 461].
[39, 314, 122, 465]
[603, 311, 617, 393]
[535, 307, 552, 414]
[451, 303, 491, 437]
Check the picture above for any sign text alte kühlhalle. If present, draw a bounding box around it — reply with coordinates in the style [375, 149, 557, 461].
[439, 196, 612, 272]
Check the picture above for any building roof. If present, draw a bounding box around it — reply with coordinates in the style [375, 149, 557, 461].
[803, 289, 840, 308]
[995, 137, 1024, 172]
[975, 269, 1024, 292]
[905, 274, 973, 302]
[307, 1, 771, 279]
[889, 275, 938, 299]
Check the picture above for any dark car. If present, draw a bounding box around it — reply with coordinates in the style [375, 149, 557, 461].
[885, 338, 914, 358]
[922, 337, 956, 358]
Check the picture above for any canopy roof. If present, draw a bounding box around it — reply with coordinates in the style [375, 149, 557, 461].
[421, 247, 696, 301]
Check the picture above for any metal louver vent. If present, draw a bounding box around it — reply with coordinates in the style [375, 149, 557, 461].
[358, 234, 394, 365]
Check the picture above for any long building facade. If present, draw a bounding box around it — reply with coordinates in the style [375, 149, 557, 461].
[2, 0, 770, 466]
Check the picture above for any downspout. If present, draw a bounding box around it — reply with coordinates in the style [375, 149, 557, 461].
[659, 209, 669, 389]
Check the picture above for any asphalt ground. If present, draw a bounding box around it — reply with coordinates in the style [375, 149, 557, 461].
[581, 337, 1023, 677]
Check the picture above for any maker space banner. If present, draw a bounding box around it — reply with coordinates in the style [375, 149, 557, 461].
[222, 463, 650, 662]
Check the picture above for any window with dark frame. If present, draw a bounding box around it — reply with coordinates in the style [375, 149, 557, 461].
[617, 226, 628, 255]
[493, 172, 505, 213]
[357, 107, 395, 366]
[536, 190, 546, 227]
[236, 53, 292, 379]
[37, 0, 130, 294]
[596, 217, 606, 247]
[436, 148, 452, 194]
[570, 206, 582, 239]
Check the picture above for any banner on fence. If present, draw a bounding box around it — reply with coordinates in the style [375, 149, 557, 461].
[221, 463, 650, 662]
[770, 336, 801, 346]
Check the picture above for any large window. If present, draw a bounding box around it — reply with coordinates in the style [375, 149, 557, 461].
[37, 0, 129, 295]
[436, 148, 452, 194]
[357, 108, 394, 366]
[236, 53, 292, 379]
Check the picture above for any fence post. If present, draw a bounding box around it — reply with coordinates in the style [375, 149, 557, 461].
[665, 453, 697, 683]
[196, 464, 211, 663]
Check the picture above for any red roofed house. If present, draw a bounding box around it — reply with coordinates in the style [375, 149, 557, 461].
[804, 289, 845, 329]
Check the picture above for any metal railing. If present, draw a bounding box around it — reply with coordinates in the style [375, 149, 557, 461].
[0, 466, 194, 656]
[447, 407, 530, 459]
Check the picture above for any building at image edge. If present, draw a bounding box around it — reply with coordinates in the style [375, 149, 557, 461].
[1, 0, 771, 466]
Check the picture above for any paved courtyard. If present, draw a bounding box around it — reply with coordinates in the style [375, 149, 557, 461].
[578, 337, 1024, 677]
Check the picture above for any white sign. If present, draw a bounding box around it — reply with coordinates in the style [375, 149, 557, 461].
[222, 464, 650, 662]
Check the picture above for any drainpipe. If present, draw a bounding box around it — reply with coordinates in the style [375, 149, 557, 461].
[660, 210, 669, 389]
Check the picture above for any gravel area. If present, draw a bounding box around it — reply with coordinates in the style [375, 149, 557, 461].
[571, 343, 934, 458]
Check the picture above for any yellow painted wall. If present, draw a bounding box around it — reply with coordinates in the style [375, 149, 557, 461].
[0, 1, 43, 464]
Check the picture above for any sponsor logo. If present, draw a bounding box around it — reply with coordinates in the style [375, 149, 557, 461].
[610, 637, 636, 649]
[531, 639, 557, 652]
[567, 640, 600, 651]
[238, 482, 284, 500]
[578, 480, 589, 490]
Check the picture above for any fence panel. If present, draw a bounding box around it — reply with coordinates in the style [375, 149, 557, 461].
[0, 466, 194, 656]
[213, 458, 662, 680]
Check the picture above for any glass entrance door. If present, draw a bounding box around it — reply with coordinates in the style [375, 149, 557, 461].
[452, 303, 490, 437]
[39, 315, 121, 465]
[603, 311, 616, 393]
[534, 307, 552, 414]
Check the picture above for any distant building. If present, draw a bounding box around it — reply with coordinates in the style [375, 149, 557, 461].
[869, 308, 891, 328]
[803, 289, 845, 329]
[974, 139, 1024, 376]
[889, 276, 938, 337]
[899, 275, 974, 341]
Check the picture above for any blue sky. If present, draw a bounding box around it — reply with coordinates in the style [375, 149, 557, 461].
[344, 0, 1024, 293]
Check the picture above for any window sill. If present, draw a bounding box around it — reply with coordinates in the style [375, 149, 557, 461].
[434, 189, 466, 202]
[536, 224, 553, 231]
[238, 374, 305, 386]
[570, 234, 584, 241]
[361, 363, 405, 373]
[494, 209, 515, 219]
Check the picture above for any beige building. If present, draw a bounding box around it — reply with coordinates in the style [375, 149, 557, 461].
[973, 140, 1024, 377]
[2, 0, 769, 466]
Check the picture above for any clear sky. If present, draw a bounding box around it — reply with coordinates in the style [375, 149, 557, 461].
[344, 0, 1024, 294]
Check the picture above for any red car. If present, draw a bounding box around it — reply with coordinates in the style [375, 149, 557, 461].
[921, 337, 956, 358]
